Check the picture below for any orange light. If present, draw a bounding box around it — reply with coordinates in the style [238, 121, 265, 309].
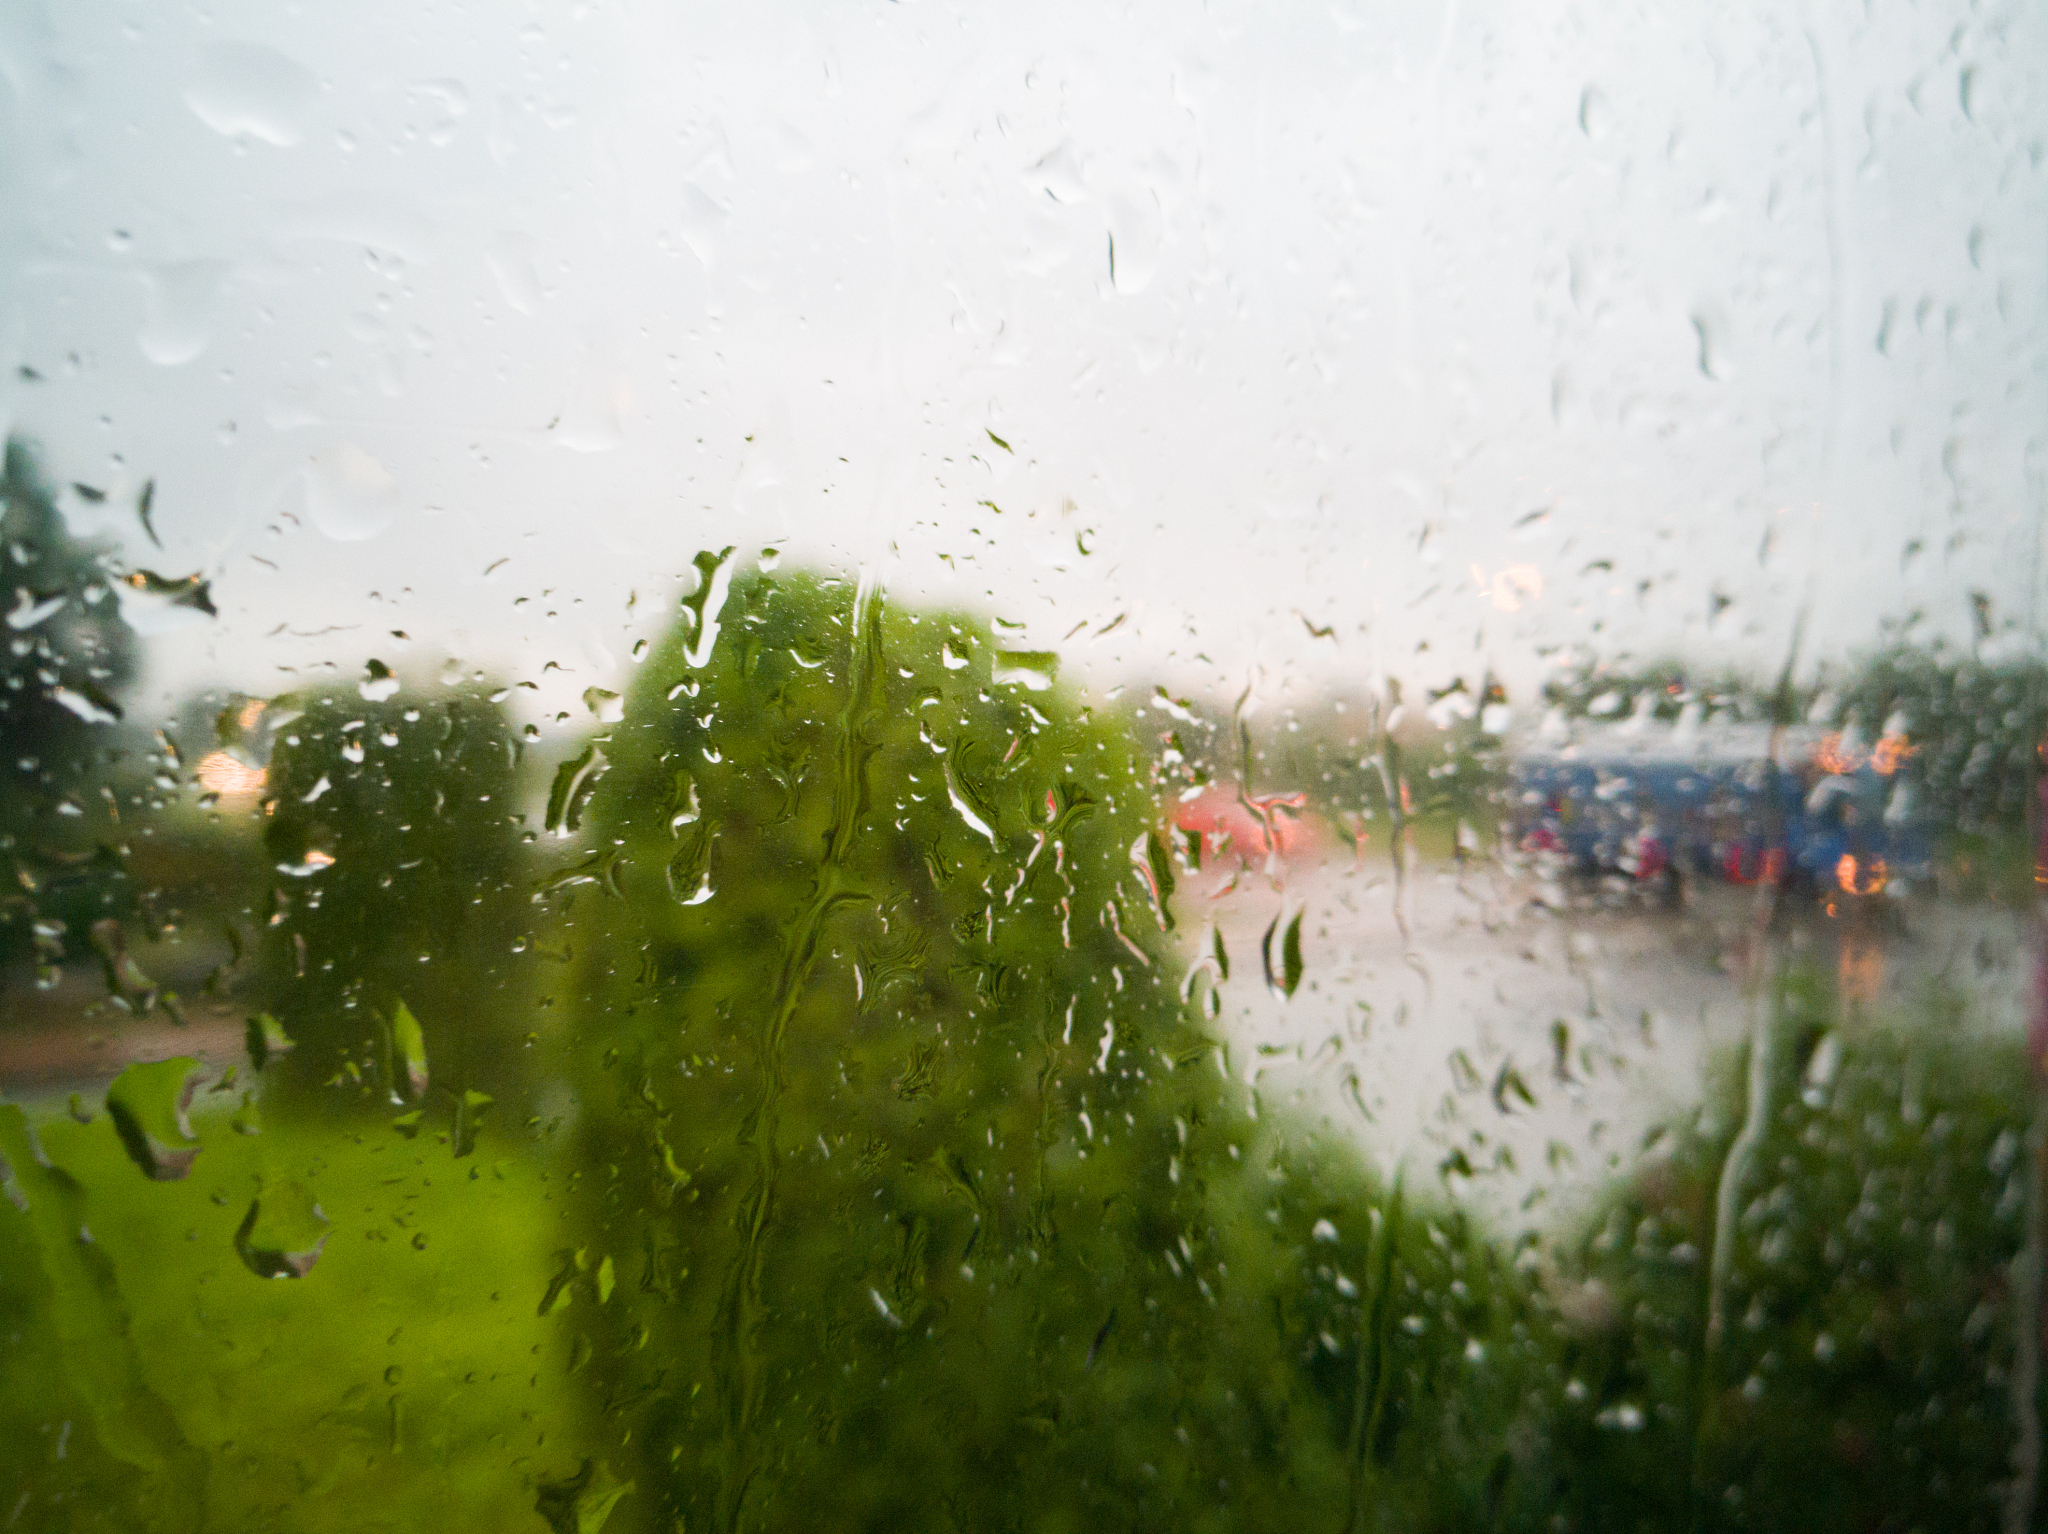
[196, 751, 266, 798]
[1869, 733, 1913, 776]
[1835, 853, 1887, 896]
[1814, 733, 1863, 775]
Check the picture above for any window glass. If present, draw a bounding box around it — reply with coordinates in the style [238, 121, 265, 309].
[3, 4, 2045, 1530]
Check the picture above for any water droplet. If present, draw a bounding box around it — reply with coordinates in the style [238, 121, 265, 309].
[546, 744, 608, 835]
[532, 1459, 634, 1534]
[183, 42, 318, 146]
[1106, 190, 1162, 295]
[666, 771, 701, 833]
[992, 649, 1057, 691]
[389, 999, 429, 1102]
[1026, 142, 1087, 204]
[137, 261, 229, 367]
[486, 231, 543, 315]
[234, 1182, 329, 1278]
[944, 760, 997, 846]
[49, 685, 121, 724]
[666, 826, 716, 905]
[1689, 304, 1732, 381]
[105, 1058, 205, 1180]
[678, 546, 736, 667]
[359, 658, 401, 702]
[453, 1089, 493, 1158]
[7, 589, 68, 630]
[1261, 910, 1304, 998]
[305, 443, 399, 542]
[245, 1012, 294, 1071]
[1578, 84, 1613, 140]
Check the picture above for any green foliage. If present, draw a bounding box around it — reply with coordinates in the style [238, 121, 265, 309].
[254, 679, 531, 1105]
[1835, 641, 2048, 840]
[0, 1095, 603, 1532]
[0, 441, 144, 972]
[1541, 655, 1763, 725]
[1518, 967, 2036, 1531]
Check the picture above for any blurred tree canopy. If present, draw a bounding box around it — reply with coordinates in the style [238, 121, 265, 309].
[0, 440, 145, 973]
[1833, 642, 2046, 840]
[1512, 971, 2034, 1533]
[254, 676, 532, 1107]
[1539, 655, 1764, 726]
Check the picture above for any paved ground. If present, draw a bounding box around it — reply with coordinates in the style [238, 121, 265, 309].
[0, 929, 249, 1101]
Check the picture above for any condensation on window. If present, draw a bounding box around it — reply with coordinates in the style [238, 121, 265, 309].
[2, 4, 2046, 1531]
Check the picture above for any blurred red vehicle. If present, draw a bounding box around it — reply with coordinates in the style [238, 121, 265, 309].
[1172, 785, 1327, 868]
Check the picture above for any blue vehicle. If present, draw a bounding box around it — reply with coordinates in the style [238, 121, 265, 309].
[1509, 721, 1931, 906]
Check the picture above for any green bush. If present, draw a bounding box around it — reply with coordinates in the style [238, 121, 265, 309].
[1514, 967, 2036, 1532]
[253, 680, 532, 1108]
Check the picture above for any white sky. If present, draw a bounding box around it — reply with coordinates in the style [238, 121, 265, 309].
[1, 0, 2043, 731]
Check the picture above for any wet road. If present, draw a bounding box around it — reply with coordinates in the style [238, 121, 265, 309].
[0, 933, 249, 1102]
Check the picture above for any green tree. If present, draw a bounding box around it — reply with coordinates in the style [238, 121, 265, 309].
[254, 674, 532, 1109]
[0, 439, 145, 975]
[1835, 641, 2045, 841]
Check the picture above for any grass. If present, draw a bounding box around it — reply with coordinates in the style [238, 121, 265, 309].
[1, 1084, 611, 1533]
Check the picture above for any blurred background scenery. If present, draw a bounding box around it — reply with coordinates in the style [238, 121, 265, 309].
[4, 2, 2048, 1531]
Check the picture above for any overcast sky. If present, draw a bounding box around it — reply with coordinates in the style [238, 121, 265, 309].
[1, 0, 2042, 731]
